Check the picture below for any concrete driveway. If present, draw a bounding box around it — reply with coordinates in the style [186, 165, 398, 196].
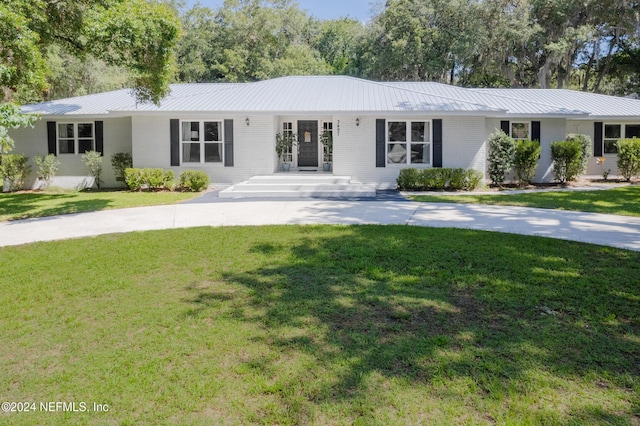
[1, 197, 639, 251]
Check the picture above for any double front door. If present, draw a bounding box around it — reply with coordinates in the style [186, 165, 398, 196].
[297, 120, 318, 167]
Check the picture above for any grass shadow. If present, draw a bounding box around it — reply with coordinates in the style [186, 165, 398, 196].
[184, 226, 639, 423]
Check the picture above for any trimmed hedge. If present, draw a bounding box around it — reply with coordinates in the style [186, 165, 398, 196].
[179, 170, 210, 192]
[124, 168, 174, 191]
[550, 140, 582, 183]
[1, 154, 30, 191]
[397, 168, 483, 191]
[487, 130, 516, 187]
[514, 140, 541, 185]
[616, 138, 640, 181]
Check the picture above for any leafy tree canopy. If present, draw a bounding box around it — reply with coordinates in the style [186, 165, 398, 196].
[0, 0, 181, 105]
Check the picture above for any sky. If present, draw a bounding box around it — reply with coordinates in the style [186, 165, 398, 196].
[184, 0, 379, 22]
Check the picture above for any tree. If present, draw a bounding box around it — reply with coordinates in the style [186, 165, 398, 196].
[0, 103, 37, 154]
[1, 0, 181, 105]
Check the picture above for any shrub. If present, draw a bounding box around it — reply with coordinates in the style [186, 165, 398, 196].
[0, 154, 30, 191]
[34, 154, 60, 189]
[81, 150, 103, 188]
[396, 168, 422, 190]
[566, 133, 592, 175]
[396, 168, 483, 191]
[616, 138, 640, 181]
[551, 140, 582, 183]
[422, 168, 450, 190]
[487, 130, 516, 187]
[514, 140, 541, 185]
[124, 168, 144, 191]
[146, 168, 174, 190]
[124, 168, 175, 191]
[179, 170, 210, 192]
[111, 152, 133, 184]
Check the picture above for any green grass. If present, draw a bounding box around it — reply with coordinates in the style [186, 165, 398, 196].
[410, 185, 640, 217]
[0, 189, 201, 221]
[1, 226, 638, 425]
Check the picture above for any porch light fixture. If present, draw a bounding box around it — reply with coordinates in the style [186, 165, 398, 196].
[245, 117, 250, 126]
[356, 118, 360, 126]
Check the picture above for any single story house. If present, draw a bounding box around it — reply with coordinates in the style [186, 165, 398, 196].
[9, 75, 640, 189]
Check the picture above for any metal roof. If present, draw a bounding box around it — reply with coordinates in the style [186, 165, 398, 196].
[21, 76, 640, 118]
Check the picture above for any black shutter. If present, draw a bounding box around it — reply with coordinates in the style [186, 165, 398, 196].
[376, 119, 385, 167]
[47, 121, 57, 155]
[531, 121, 541, 142]
[95, 121, 104, 156]
[594, 122, 603, 157]
[224, 119, 234, 167]
[170, 119, 180, 166]
[433, 119, 443, 168]
[500, 120, 510, 135]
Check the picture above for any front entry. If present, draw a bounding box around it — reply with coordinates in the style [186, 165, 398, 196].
[297, 120, 318, 167]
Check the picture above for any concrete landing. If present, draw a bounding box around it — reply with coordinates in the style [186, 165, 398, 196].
[219, 175, 377, 199]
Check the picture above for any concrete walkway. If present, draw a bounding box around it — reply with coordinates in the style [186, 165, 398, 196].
[1, 195, 640, 251]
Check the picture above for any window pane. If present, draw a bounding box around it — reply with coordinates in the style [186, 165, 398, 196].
[204, 122, 220, 142]
[182, 143, 201, 162]
[205, 143, 222, 162]
[182, 122, 200, 141]
[604, 140, 619, 154]
[388, 122, 406, 142]
[58, 124, 74, 138]
[511, 122, 529, 139]
[604, 124, 621, 139]
[387, 143, 407, 164]
[411, 143, 430, 164]
[411, 122, 425, 142]
[78, 139, 93, 153]
[78, 123, 93, 138]
[625, 124, 640, 138]
[59, 139, 74, 154]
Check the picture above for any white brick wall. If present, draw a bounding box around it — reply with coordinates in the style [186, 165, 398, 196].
[567, 120, 631, 177]
[132, 115, 276, 185]
[335, 115, 487, 188]
[485, 118, 567, 183]
[9, 117, 131, 189]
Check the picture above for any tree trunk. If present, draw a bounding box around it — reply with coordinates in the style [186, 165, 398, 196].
[594, 35, 618, 93]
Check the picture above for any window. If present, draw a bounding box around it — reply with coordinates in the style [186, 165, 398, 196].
[603, 124, 640, 154]
[57, 123, 94, 154]
[511, 122, 530, 140]
[281, 122, 293, 163]
[387, 121, 431, 165]
[181, 121, 222, 164]
[322, 122, 333, 162]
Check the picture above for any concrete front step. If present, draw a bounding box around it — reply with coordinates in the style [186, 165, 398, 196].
[219, 175, 376, 198]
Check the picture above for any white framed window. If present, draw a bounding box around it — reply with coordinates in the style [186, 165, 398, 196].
[281, 122, 293, 163]
[387, 121, 431, 165]
[604, 124, 640, 154]
[510, 122, 530, 140]
[322, 121, 333, 162]
[57, 123, 94, 154]
[181, 121, 223, 164]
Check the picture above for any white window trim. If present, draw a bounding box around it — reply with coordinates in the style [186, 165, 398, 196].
[281, 121, 294, 163]
[386, 120, 432, 166]
[57, 122, 95, 155]
[510, 121, 531, 140]
[601, 123, 640, 155]
[180, 120, 224, 165]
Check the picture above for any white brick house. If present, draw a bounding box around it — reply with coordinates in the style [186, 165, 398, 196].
[10, 76, 640, 188]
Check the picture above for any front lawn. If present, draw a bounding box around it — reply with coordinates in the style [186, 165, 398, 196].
[0, 189, 201, 221]
[1, 226, 638, 424]
[410, 185, 640, 217]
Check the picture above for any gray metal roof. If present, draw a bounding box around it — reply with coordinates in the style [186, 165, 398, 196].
[21, 76, 640, 118]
